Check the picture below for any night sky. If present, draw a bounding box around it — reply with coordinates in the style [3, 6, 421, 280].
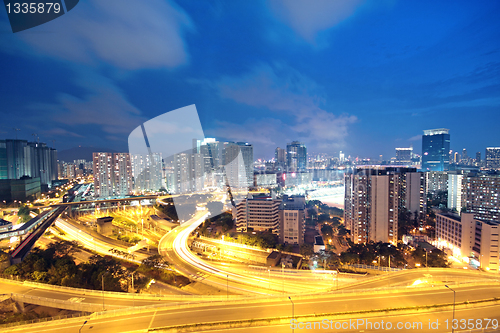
[0, 0, 499, 160]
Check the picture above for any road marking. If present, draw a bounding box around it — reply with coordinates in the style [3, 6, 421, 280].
[148, 310, 157, 330]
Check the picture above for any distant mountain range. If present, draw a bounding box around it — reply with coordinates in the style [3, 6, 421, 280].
[57, 146, 118, 162]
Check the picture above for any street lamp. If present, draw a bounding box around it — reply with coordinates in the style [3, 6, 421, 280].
[445, 285, 456, 333]
[288, 296, 294, 332]
[79, 320, 88, 333]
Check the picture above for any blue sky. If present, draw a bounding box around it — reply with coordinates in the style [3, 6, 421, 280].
[0, 0, 499, 160]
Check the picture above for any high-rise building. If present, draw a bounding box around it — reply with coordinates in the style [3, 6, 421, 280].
[234, 195, 281, 233]
[279, 195, 305, 245]
[275, 147, 286, 168]
[0, 139, 57, 186]
[344, 167, 426, 244]
[475, 152, 481, 166]
[339, 151, 345, 162]
[426, 171, 448, 197]
[421, 129, 450, 171]
[462, 149, 468, 165]
[486, 147, 500, 169]
[193, 138, 221, 173]
[172, 152, 205, 194]
[93, 153, 114, 197]
[93, 153, 133, 197]
[395, 147, 412, 164]
[131, 153, 163, 192]
[463, 174, 500, 222]
[113, 153, 133, 196]
[447, 173, 463, 213]
[454, 152, 460, 164]
[286, 141, 307, 172]
[223, 142, 253, 189]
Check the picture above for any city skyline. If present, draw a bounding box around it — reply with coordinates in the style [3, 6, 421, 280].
[0, 1, 499, 160]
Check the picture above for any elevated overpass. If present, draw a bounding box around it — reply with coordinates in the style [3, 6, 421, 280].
[9, 206, 67, 264]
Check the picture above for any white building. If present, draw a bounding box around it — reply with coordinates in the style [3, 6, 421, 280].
[234, 195, 281, 233]
[447, 173, 463, 213]
[436, 213, 500, 271]
[279, 195, 305, 245]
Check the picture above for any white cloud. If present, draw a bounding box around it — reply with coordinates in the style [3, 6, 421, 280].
[32, 72, 146, 137]
[408, 135, 421, 141]
[207, 63, 357, 153]
[268, 0, 364, 43]
[16, 0, 193, 69]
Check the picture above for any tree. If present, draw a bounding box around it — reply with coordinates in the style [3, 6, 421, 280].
[206, 201, 224, 216]
[300, 244, 313, 258]
[321, 224, 334, 238]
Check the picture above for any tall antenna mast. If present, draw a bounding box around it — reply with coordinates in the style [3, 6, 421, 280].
[13, 128, 20, 140]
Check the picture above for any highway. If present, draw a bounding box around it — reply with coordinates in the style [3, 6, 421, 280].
[53, 217, 150, 263]
[3, 284, 500, 332]
[159, 210, 342, 295]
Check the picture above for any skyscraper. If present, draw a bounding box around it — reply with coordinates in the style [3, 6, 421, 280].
[286, 141, 307, 172]
[275, 147, 286, 168]
[463, 174, 500, 222]
[421, 128, 450, 171]
[0, 139, 57, 185]
[486, 147, 500, 169]
[131, 153, 163, 192]
[344, 167, 426, 244]
[93, 153, 113, 197]
[113, 153, 133, 196]
[395, 147, 413, 164]
[93, 152, 133, 197]
[223, 142, 253, 189]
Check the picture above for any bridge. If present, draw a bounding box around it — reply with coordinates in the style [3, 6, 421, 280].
[9, 206, 67, 264]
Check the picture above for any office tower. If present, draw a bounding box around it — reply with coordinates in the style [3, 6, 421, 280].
[486, 147, 500, 169]
[395, 147, 413, 164]
[421, 128, 450, 171]
[93, 153, 114, 197]
[223, 142, 253, 189]
[339, 151, 345, 162]
[234, 194, 281, 233]
[279, 195, 305, 245]
[286, 141, 307, 172]
[475, 152, 481, 166]
[462, 149, 468, 165]
[131, 153, 162, 192]
[275, 147, 286, 167]
[463, 174, 500, 222]
[193, 138, 221, 173]
[454, 152, 460, 164]
[426, 171, 448, 197]
[344, 167, 426, 244]
[0, 139, 57, 185]
[447, 173, 463, 213]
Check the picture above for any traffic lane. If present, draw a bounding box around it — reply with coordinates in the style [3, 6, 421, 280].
[197, 305, 500, 333]
[33, 288, 500, 333]
[342, 269, 496, 290]
[0, 281, 187, 307]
